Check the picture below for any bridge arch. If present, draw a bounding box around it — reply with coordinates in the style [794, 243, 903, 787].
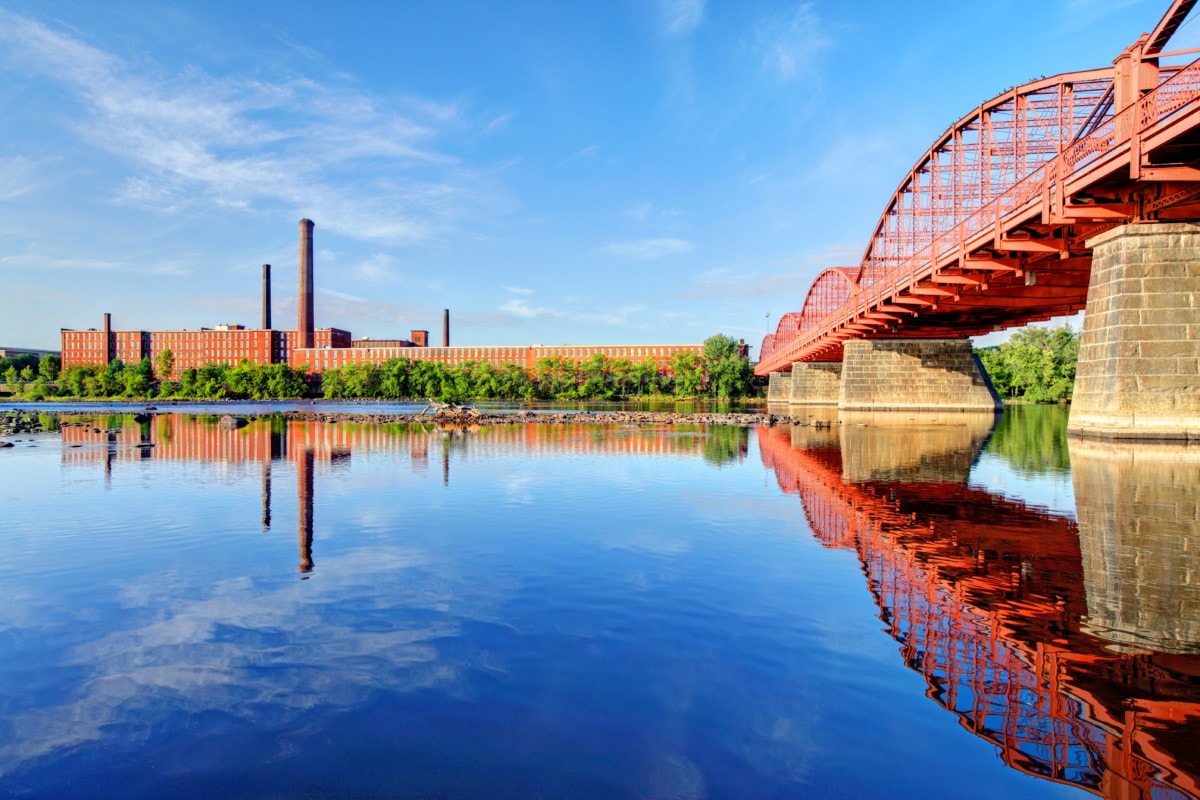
[762, 268, 858, 364]
[857, 70, 1113, 293]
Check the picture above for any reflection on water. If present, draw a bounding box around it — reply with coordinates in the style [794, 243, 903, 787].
[3, 409, 1198, 798]
[985, 404, 1073, 476]
[57, 416, 751, 577]
[760, 410, 1200, 799]
[1071, 439, 1200, 654]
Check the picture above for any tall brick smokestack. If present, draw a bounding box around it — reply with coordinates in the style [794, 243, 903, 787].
[443, 308, 450, 348]
[298, 219, 314, 349]
[103, 312, 112, 365]
[262, 264, 272, 330]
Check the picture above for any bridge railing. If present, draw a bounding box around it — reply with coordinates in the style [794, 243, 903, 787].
[764, 55, 1200, 368]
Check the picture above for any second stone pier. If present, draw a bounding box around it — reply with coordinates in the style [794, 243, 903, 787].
[839, 339, 1002, 412]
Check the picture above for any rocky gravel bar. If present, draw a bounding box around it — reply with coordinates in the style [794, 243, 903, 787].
[4, 407, 825, 441]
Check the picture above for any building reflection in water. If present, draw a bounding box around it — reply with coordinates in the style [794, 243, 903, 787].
[760, 412, 1200, 800]
[61, 415, 743, 578]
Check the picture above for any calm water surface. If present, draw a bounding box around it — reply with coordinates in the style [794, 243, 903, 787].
[1, 406, 1197, 798]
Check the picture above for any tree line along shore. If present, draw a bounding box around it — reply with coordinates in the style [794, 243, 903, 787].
[2, 334, 755, 403]
[3, 326, 1080, 404]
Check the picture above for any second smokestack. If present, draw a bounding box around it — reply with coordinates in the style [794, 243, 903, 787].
[262, 264, 272, 330]
[443, 308, 450, 348]
[298, 219, 314, 349]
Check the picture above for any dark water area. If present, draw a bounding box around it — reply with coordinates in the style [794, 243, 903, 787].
[1, 406, 1197, 798]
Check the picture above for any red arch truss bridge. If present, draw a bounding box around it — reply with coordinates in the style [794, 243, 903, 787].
[758, 0, 1200, 375]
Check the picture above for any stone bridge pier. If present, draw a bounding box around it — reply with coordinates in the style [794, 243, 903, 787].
[768, 339, 1001, 412]
[1069, 222, 1200, 441]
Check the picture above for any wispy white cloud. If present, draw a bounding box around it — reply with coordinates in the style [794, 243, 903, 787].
[757, 3, 829, 82]
[317, 294, 434, 327]
[191, 290, 441, 332]
[0, 9, 513, 245]
[564, 144, 600, 164]
[500, 298, 650, 330]
[624, 202, 684, 224]
[452, 311, 525, 329]
[0, 155, 57, 200]
[678, 243, 862, 301]
[810, 132, 901, 185]
[190, 295, 261, 317]
[603, 237, 693, 261]
[500, 298, 557, 322]
[484, 112, 514, 136]
[318, 287, 367, 302]
[660, 0, 705, 37]
[353, 253, 401, 282]
[504, 286, 534, 295]
[0, 251, 193, 277]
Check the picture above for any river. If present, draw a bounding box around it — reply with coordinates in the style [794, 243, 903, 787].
[0, 405, 1196, 798]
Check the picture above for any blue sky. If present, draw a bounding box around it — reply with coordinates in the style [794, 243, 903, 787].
[0, 0, 1189, 352]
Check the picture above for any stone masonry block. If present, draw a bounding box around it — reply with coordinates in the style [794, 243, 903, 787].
[1071, 222, 1200, 440]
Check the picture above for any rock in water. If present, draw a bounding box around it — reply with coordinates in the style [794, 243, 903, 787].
[218, 415, 249, 430]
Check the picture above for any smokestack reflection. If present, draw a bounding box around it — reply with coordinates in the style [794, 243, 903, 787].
[298, 448, 314, 574]
[261, 460, 271, 532]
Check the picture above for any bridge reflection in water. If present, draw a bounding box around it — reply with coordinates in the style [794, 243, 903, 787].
[759, 415, 1200, 800]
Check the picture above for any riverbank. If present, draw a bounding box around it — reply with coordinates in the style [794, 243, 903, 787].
[2, 405, 811, 437]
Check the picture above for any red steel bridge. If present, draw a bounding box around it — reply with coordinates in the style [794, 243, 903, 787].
[758, 0, 1200, 375]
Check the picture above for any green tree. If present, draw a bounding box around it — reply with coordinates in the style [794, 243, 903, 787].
[496, 362, 535, 399]
[38, 354, 61, 382]
[194, 363, 229, 398]
[264, 364, 307, 398]
[410, 360, 451, 400]
[976, 324, 1079, 403]
[580, 353, 615, 399]
[22, 376, 51, 401]
[703, 333, 752, 399]
[61, 365, 90, 396]
[119, 358, 154, 397]
[2, 366, 17, 386]
[0, 353, 38, 376]
[671, 351, 703, 397]
[630, 358, 659, 395]
[378, 358, 411, 399]
[342, 363, 381, 398]
[179, 368, 199, 397]
[155, 348, 175, 380]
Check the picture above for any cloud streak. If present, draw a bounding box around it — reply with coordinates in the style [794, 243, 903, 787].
[500, 298, 651, 330]
[660, 0, 705, 36]
[603, 237, 693, 261]
[757, 3, 829, 82]
[0, 9, 512, 245]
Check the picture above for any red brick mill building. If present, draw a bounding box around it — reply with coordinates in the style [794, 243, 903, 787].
[61, 219, 740, 379]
